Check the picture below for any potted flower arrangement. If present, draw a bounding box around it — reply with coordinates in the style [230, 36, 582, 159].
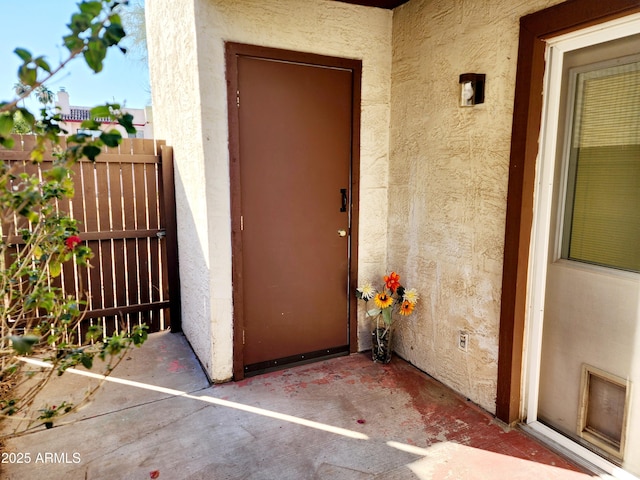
[356, 272, 418, 363]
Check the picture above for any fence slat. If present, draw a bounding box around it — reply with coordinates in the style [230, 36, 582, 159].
[134, 162, 151, 314]
[160, 145, 181, 332]
[70, 163, 85, 233]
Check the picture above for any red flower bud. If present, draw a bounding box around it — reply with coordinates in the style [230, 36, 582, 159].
[65, 235, 81, 250]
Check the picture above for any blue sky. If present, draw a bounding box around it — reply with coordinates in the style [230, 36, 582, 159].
[1, 0, 150, 111]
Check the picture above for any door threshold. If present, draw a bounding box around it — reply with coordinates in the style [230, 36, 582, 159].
[520, 421, 639, 480]
[243, 346, 349, 377]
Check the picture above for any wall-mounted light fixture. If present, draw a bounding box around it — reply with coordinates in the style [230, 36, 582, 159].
[459, 73, 485, 107]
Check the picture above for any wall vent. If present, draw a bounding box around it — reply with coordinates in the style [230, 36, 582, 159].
[577, 364, 631, 460]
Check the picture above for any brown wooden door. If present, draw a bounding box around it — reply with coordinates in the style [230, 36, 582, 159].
[227, 44, 361, 377]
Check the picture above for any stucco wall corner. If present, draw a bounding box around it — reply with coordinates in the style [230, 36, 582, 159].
[147, 0, 216, 379]
[188, 0, 394, 372]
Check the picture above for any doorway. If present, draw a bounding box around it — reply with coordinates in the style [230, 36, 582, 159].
[226, 43, 361, 379]
[524, 15, 640, 478]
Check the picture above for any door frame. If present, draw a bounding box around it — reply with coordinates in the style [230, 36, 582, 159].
[225, 42, 362, 380]
[497, 0, 640, 425]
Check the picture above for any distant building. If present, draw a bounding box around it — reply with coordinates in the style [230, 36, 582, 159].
[55, 88, 153, 139]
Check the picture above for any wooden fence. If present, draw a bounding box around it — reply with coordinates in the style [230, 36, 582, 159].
[0, 135, 181, 340]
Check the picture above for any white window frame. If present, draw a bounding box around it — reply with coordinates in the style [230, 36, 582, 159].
[559, 55, 640, 272]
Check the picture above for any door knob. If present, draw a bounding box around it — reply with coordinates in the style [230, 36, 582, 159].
[337, 229, 347, 237]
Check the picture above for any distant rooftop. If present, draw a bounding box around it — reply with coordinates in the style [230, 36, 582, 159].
[56, 89, 149, 126]
[60, 107, 111, 123]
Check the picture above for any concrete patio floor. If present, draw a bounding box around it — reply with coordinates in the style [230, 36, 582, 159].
[2, 331, 596, 479]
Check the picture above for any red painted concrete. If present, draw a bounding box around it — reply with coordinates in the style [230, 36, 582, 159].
[238, 353, 591, 478]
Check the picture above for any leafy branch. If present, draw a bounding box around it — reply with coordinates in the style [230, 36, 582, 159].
[0, 0, 149, 437]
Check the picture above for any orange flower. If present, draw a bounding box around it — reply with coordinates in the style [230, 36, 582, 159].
[399, 300, 414, 316]
[374, 292, 393, 309]
[384, 272, 400, 292]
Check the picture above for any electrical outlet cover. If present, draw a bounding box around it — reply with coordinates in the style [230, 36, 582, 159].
[458, 332, 469, 352]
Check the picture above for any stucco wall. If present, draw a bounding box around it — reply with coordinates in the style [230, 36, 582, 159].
[145, 0, 568, 406]
[388, 0, 564, 412]
[145, 0, 216, 376]
[147, 0, 393, 381]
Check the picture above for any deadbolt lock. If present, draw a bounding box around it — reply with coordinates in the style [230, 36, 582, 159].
[337, 229, 347, 237]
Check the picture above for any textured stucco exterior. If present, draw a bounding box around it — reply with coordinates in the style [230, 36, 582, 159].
[146, 0, 393, 382]
[145, 0, 570, 407]
[148, 2, 640, 470]
[146, 0, 584, 410]
[387, 0, 564, 412]
[145, 0, 215, 375]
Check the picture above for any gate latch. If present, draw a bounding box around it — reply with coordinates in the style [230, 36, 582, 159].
[156, 230, 166, 239]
